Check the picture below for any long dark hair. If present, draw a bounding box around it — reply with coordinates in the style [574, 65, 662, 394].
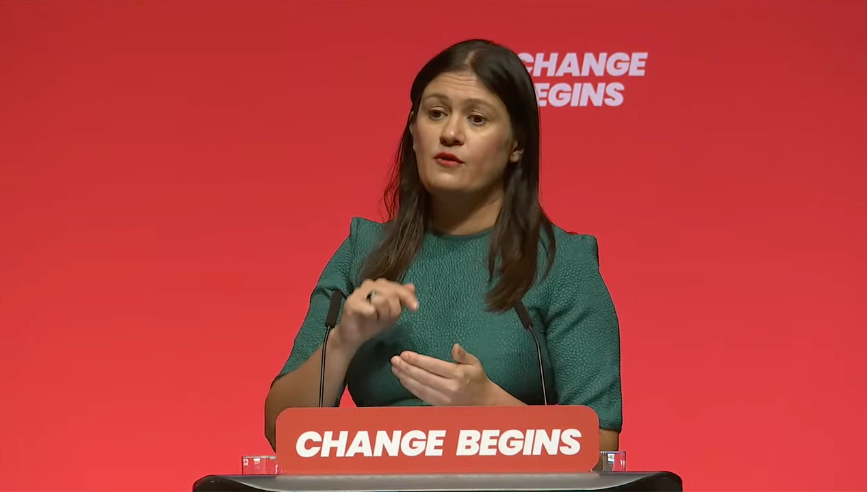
[361, 39, 556, 312]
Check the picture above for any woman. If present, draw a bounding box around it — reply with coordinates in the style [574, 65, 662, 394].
[264, 39, 622, 453]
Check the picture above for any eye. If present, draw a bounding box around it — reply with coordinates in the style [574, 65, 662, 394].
[428, 109, 446, 120]
[469, 114, 487, 126]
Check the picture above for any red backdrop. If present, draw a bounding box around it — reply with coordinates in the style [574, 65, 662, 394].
[1, 1, 865, 491]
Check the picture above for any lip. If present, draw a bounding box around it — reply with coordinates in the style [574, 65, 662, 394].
[434, 152, 464, 167]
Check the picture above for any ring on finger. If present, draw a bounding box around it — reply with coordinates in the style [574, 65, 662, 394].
[366, 289, 377, 302]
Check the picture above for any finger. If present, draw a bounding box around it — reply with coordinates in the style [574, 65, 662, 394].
[392, 355, 450, 386]
[452, 343, 481, 366]
[367, 285, 404, 319]
[386, 295, 402, 321]
[357, 279, 377, 296]
[350, 280, 379, 311]
[391, 360, 448, 405]
[369, 293, 394, 321]
[367, 280, 418, 312]
[399, 351, 459, 378]
[391, 284, 419, 311]
[345, 296, 377, 319]
[396, 374, 448, 406]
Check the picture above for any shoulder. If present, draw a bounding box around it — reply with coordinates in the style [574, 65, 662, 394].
[553, 225, 599, 255]
[533, 224, 610, 300]
[548, 224, 602, 274]
[346, 216, 386, 249]
[339, 217, 386, 286]
[531, 223, 606, 302]
[320, 217, 385, 269]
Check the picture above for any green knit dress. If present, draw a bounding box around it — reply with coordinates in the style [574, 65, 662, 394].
[276, 218, 622, 432]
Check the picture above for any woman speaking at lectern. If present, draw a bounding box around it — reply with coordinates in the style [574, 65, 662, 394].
[264, 39, 622, 452]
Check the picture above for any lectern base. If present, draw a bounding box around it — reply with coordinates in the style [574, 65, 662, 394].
[192, 472, 682, 492]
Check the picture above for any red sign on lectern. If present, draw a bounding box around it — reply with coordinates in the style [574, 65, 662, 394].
[275, 405, 600, 475]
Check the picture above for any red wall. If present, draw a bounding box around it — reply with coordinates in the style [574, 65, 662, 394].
[1, 1, 865, 490]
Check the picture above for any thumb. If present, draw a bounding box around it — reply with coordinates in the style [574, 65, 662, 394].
[452, 343, 480, 366]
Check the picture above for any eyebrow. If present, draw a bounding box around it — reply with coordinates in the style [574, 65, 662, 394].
[422, 93, 497, 110]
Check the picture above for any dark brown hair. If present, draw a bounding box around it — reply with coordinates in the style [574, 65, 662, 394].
[361, 39, 556, 312]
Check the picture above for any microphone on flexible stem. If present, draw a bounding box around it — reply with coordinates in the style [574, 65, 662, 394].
[319, 291, 344, 408]
[514, 300, 548, 405]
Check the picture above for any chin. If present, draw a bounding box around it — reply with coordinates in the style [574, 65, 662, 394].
[421, 176, 468, 195]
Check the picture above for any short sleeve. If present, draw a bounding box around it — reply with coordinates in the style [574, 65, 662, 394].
[272, 228, 356, 385]
[545, 234, 623, 432]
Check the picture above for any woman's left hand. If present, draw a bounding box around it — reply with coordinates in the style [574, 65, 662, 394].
[391, 343, 505, 406]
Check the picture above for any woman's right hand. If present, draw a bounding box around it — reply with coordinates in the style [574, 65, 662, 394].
[331, 279, 419, 351]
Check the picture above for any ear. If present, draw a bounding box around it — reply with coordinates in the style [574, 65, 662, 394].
[509, 141, 523, 163]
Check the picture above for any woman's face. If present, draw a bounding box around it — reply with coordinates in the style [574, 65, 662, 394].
[411, 71, 522, 199]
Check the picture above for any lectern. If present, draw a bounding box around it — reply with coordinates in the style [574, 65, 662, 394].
[193, 471, 682, 491]
[195, 406, 682, 492]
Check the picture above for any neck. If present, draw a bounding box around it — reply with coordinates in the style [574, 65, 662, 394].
[429, 188, 503, 236]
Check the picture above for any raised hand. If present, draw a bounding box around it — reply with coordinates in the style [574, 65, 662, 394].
[331, 279, 419, 351]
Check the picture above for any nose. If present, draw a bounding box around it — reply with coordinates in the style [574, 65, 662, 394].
[439, 115, 464, 147]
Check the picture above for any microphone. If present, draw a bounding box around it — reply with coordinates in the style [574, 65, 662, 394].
[514, 300, 548, 405]
[319, 290, 344, 407]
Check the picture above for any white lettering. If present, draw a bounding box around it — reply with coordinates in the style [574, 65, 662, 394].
[533, 53, 558, 77]
[555, 53, 581, 77]
[547, 83, 572, 107]
[519, 52, 648, 78]
[605, 83, 624, 107]
[580, 83, 605, 107]
[456, 430, 481, 456]
[498, 429, 524, 456]
[374, 430, 401, 457]
[400, 430, 426, 457]
[532, 83, 626, 108]
[532, 429, 560, 456]
[458, 428, 583, 457]
[582, 53, 606, 77]
[345, 431, 372, 457]
[522, 429, 535, 455]
[559, 428, 582, 455]
[568, 83, 583, 107]
[629, 53, 648, 76]
[534, 83, 550, 107]
[296, 431, 321, 458]
[425, 430, 446, 456]
[479, 429, 500, 456]
[606, 53, 631, 76]
[321, 430, 348, 457]
[293, 428, 585, 458]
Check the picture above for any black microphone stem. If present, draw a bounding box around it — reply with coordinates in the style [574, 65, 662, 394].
[527, 326, 548, 405]
[318, 329, 329, 407]
[319, 291, 343, 407]
[515, 301, 548, 405]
